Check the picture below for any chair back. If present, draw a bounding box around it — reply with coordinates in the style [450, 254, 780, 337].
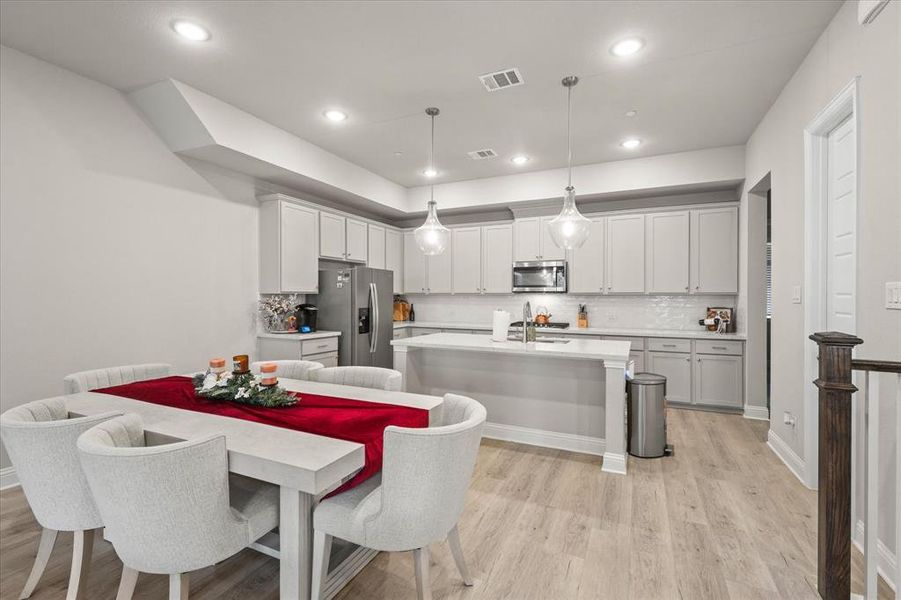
[312, 366, 403, 391]
[63, 363, 172, 394]
[0, 398, 122, 531]
[367, 393, 485, 550]
[77, 414, 248, 574]
[250, 360, 323, 381]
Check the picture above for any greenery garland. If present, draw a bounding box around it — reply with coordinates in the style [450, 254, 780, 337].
[192, 371, 298, 408]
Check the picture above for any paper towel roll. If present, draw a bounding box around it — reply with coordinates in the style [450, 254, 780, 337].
[492, 309, 510, 342]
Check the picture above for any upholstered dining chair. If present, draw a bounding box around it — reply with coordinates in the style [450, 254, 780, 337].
[0, 397, 124, 600]
[250, 359, 324, 381]
[311, 393, 486, 600]
[63, 363, 172, 394]
[311, 366, 403, 391]
[76, 414, 279, 600]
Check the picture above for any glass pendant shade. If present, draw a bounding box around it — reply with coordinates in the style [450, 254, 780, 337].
[414, 199, 450, 255]
[547, 186, 591, 249]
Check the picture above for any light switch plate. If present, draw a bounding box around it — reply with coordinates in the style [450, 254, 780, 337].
[886, 281, 901, 310]
[791, 285, 802, 304]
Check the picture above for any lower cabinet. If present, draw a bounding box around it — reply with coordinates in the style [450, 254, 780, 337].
[647, 351, 693, 404]
[693, 354, 742, 408]
[257, 335, 340, 366]
[630, 350, 645, 374]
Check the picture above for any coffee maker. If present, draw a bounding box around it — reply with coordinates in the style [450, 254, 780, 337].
[296, 304, 318, 333]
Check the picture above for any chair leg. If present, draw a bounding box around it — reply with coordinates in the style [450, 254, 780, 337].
[66, 528, 97, 600]
[311, 530, 332, 600]
[447, 525, 473, 586]
[18, 527, 58, 599]
[115, 566, 140, 600]
[413, 546, 432, 600]
[168, 573, 189, 600]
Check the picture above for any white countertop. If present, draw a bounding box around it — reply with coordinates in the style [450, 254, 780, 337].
[392, 320, 745, 340]
[392, 332, 631, 362]
[257, 330, 342, 341]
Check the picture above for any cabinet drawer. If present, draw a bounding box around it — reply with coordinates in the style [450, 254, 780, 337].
[602, 336, 645, 350]
[304, 352, 338, 368]
[647, 338, 691, 353]
[695, 340, 743, 355]
[301, 337, 338, 356]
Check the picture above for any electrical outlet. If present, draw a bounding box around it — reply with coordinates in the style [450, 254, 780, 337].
[783, 411, 797, 427]
[606, 311, 617, 322]
[886, 281, 901, 310]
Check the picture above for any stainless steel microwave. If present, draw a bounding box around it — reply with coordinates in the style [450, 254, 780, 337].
[512, 260, 567, 293]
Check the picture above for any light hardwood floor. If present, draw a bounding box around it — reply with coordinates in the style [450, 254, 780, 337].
[0, 408, 893, 599]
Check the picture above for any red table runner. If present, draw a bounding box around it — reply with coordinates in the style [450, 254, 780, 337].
[94, 376, 428, 497]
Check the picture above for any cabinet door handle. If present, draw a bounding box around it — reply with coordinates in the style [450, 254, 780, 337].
[317, 343, 329, 349]
[684, 286, 689, 291]
[695, 286, 700, 290]
[697, 358, 701, 362]
[686, 357, 691, 362]
[712, 346, 727, 350]
[663, 344, 676, 348]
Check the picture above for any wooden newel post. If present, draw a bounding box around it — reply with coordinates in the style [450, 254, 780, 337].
[809, 331, 863, 600]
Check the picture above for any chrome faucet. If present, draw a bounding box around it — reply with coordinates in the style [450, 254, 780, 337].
[522, 301, 536, 343]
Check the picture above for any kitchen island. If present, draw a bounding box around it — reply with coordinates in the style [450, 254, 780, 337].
[392, 332, 632, 474]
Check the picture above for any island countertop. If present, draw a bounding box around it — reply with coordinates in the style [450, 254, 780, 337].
[391, 332, 631, 363]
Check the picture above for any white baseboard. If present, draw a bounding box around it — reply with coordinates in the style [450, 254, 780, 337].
[601, 452, 628, 475]
[482, 422, 605, 457]
[853, 520, 897, 592]
[743, 405, 770, 421]
[0, 466, 19, 491]
[766, 430, 810, 488]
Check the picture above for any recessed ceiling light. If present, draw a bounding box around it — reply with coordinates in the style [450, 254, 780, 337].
[625, 109, 638, 118]
[323, 109, 347, 122]
[172, 20, 211, 42]
[422, 168, 438, 178]
[610, 38, 644, 57]
[511, 155, 530, 165]
[621, 138, 642, 150]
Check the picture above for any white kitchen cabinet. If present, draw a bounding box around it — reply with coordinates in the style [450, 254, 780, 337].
[367, 224, 385, 269]
[691, 206, 738, 294]
[259, 198, 319, 293]
[427, 239, 453, 294]
[569, 217, 605, 294]
[513, 217, 541, 261]
[648, 351, 692, 404]
[319, 212, 346, 260]
[452, 227, 482, 294]
[646, 211, 690, 294]
[606, 214, 645, 294]
[693, 353, 743, 408]
[538, 216, 566, 261]
[345, 218, 368, 263]
[385, 228, 403, 293]
[403, 232, 427, 294]
[482, 224, 513, 294]
[630, 350, 645, 374]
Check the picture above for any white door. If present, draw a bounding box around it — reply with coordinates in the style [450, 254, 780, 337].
[826, 116, 856, 333]
[367, 224, 386, 269]
[694, 354, 743, 407]
[482, 224, 513, 294]
[427, 238, 453, 294]
[647, 211, 690, 294]
[513, 218, 540, 261]
[452, 227, 482, 294]
[385, 229, 403, 293]
[606, 214, 645, 294]
[691, 207, 738, 294]
[280, 203, 319, 293]
[345, 218, 368, 263]
[319, 212, 346, 259]
[403, 232, 427, 294]
[648, 351, 692, 404]
[569, 218, 605, 294]
[539, 216, 567, 261]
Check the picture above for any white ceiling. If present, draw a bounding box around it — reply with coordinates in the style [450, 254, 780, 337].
[0, 1, 841, 188]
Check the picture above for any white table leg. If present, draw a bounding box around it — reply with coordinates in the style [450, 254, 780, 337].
[602, 361, 628, 475]
[280, 486, 313, 600]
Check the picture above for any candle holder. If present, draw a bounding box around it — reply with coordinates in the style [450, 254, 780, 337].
[232, 354, 250, 375]
[259, 363, 278, 387]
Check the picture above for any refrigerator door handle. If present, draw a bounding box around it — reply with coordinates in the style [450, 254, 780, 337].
[369, 282, 378, 354]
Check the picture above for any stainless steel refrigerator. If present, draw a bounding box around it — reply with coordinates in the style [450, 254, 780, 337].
[313, 267, 394, 368]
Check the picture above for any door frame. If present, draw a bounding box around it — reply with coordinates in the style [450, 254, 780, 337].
[802, 77, 859, 489]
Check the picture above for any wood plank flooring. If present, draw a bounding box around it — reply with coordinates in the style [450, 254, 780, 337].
[0, 408, 893, 599]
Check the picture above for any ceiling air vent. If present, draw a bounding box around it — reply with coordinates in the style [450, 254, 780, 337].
[478, 68, 524, 92]
[467, 149, 498, 160]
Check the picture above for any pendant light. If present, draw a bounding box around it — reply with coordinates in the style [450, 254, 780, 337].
[547, 75, 591, 250]
[414, 107, 450, 255]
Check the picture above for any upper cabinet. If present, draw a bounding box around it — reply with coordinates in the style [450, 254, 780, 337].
[345, 218, 368, 263]
[320, 213, 367, 263]
[385, 228, 403, 293]
[646, 211, 690, 294]
[538, 216, 566, 260]
[482, 224, 513, 294]
[259, 198, 319, 294]
[513, 216, 565, 261]
[691, 206, 738, 294]
[403, 232, 427, 294]
[452, 227, 482, 294]
[606, 214, 646, 294]
[569, 218, 606, 294]
[367, 224, 386, 269]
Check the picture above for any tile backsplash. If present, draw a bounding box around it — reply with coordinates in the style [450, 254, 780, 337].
[401, 294, 738, 331]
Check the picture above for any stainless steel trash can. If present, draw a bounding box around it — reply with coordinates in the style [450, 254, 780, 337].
[627, 372, 667, 458]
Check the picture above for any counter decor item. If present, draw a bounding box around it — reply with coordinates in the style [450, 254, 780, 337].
[193, 357, 296, 408]
[534, 306, 552, 325]
[577, 304, 588, 328]
[698, 307, 735, 333]
[393, 298, 411, 322]
[258, 293, 301, 333]
[232, 354, 250, 374]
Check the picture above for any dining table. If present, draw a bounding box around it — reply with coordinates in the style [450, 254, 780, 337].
[63, 377, 444, 600]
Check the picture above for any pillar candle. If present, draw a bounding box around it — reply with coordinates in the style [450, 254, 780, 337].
[209, 358, 226, 376]
[232, 354, 249, 374]
[260, 362, 278, 386]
